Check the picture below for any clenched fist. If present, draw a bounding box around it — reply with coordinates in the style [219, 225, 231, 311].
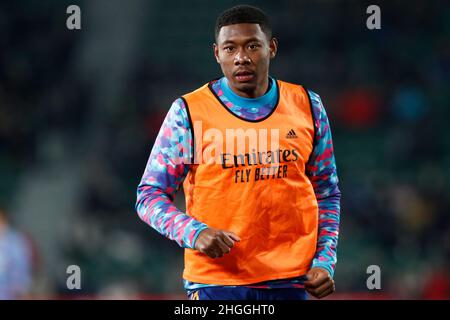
[304, 267, 335, 299]
[194, 227, 241, 258]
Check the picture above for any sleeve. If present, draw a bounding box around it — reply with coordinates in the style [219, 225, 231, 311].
[135, 98, 208, 249]
[305, 89, 342, 278]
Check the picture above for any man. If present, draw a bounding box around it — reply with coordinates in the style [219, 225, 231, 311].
[136, 5, 341, 300]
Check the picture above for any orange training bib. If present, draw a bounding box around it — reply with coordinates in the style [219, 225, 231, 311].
[181, 79, 318, 285]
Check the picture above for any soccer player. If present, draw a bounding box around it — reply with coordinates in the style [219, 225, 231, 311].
[136, 5, 341, 300]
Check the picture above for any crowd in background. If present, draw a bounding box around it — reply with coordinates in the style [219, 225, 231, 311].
[0, 0, 449, 299]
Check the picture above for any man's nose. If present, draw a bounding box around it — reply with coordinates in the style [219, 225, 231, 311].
[234, 49, 251, 65]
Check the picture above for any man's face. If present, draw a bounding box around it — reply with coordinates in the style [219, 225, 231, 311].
[214, 23, 277, 98]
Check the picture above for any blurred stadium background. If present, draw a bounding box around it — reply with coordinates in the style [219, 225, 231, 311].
[0, 0, 449, 299]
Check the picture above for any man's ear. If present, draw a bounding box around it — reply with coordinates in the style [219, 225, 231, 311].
[269, 37, 278, 59]
[213, 43, 220, 63]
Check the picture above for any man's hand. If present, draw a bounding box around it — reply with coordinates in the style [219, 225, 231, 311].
[304, 267, 335, 299]
[194, 227, 241, 258]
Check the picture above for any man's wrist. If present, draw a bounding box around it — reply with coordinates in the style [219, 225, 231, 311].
[310, 263, 334, 278]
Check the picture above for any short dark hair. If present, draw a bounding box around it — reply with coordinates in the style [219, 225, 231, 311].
[215, 5, 272, 40]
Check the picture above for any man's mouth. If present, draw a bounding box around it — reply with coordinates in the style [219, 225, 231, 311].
[234, 70, 255, 82]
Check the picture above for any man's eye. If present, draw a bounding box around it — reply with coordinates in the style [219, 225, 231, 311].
[224, 47, 234, 52]
[249, 44, 259, 50]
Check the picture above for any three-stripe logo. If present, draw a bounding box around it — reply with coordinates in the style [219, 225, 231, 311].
[286, 129, 298, 139]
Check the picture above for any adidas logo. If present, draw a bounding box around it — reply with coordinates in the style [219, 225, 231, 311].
[286, 129, 298, 139]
